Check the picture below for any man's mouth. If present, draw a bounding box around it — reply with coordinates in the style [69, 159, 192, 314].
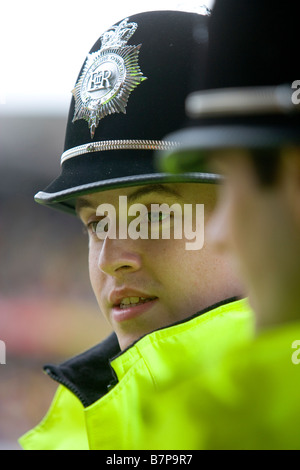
[118, 296, 158, 309]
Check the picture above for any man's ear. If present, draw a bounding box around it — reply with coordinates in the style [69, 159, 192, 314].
[281, 147, 300, 230]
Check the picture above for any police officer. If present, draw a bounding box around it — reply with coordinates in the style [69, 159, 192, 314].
[19, 10, 253, 450]
[156, 0, 300, 449]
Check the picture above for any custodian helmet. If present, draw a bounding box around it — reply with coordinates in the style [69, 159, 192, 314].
[34, 10, 219, 214]
[159, 0, 300, 174]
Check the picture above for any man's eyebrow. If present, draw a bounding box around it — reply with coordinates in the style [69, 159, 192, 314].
[75, 185, 182, 213]
[127, 184, 182, 203]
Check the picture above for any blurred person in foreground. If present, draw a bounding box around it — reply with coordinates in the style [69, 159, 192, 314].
[151, 0, 300, 449]
[19, 10, 253, 450]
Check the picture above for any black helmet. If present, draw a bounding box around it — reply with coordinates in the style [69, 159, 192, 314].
[34, 10, 219, 215]
[158, 0, 300, 174]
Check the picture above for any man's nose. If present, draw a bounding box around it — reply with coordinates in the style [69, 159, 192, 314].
[97, 236, 142, 277]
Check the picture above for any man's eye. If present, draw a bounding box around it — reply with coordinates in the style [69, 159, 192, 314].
[87, 219, 109, 234]
[87, 221, 98, 233]
[147, 212, 170, 223]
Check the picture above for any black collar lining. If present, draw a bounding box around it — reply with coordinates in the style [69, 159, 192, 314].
[44, 297, 239, 407]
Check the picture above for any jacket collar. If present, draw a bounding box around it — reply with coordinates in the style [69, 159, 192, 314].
[44, 297, 239, 407]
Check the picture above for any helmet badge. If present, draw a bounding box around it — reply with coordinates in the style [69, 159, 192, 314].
[72, 18, 147, 138]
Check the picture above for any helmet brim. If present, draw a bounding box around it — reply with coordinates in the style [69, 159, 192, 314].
[35, 151, 220, 215]
[158, 122, 300, 175]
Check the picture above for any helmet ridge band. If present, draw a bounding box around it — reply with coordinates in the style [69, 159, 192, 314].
[60, 140, 180, 165]
[186, 85, 300, 119]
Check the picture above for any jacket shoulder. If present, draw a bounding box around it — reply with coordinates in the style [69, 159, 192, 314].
[19, 385, 89, 450]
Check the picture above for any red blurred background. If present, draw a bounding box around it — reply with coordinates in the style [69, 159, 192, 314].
[0, 116, 112, 449]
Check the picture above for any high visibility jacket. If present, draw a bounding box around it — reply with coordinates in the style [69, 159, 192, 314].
[142, 320, 300, 450]
[19, 298, 254, 450]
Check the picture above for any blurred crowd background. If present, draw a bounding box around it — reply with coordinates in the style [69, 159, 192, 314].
[0, 114, 113, 449]
[0, 0, 213, 449]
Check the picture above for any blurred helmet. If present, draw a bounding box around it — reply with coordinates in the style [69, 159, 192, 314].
[159, 0, 300, 174]
[34, 10, 219, 214]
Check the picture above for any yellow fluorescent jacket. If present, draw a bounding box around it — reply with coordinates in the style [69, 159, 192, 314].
[143, 320, 300, 450]
[19, 298, 254, 450]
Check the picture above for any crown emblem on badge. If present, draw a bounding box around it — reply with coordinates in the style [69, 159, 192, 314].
[72, 18, 147, 138]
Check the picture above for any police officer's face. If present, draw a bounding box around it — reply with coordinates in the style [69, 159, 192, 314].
[77, 182, 243, 349]
[207, 149, 300, 331]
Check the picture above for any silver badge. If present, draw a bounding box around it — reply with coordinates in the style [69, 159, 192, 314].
[72, 18, 147, 138]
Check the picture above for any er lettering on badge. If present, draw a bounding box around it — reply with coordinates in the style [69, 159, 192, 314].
[88, 69, 112, 92]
